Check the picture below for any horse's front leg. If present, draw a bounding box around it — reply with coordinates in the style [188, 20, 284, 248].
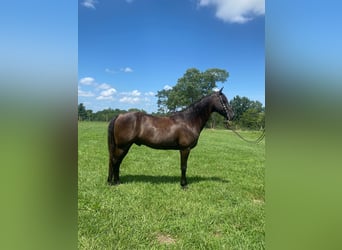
[180, 148, 190, 189]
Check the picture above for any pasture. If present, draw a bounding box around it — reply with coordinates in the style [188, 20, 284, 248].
[78, 122, 265, 249]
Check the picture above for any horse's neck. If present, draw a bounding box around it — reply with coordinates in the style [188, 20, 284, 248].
[198, 105, 213, 131]
[187, 97, 213, 132]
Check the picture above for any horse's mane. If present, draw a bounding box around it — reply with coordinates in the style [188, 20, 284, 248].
[170, 92, 216, 119]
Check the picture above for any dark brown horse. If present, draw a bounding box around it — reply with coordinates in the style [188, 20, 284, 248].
[107, 88, 234, 188]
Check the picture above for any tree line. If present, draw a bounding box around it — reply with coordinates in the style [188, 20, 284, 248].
[78, 104, 146, 122]
[78, 68, 265, 130]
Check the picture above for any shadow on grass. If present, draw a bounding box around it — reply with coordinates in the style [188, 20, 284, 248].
[121, 174, 229, 184]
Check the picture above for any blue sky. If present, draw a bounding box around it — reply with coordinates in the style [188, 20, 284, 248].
[78, 0, 265, 113]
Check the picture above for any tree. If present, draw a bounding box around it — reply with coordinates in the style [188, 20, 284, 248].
[78, 103, 88, 121]
[156, 89, 171, 114]
[229, 96, 265, 130]
[128, 108, 146, 113]
[92, 108, 125, 122]
[156, 68, 229, 113]
[86, 109, 93, 121]
[230, 96, 250, 121]
[207, 112, 226, 129]
[239, 108, 261, 129]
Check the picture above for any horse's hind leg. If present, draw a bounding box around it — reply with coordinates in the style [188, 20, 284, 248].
[108, 151, 114, 184]
[108, 145, 131, 185]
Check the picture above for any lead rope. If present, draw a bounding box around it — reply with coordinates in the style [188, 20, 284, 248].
[225, 121, 265, 144]
[218, 94, 265, 144]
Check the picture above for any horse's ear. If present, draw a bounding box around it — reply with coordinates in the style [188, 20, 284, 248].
[219, 87, 224, 94]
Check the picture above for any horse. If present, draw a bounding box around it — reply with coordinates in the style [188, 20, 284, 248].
[107, 88, 234, 188]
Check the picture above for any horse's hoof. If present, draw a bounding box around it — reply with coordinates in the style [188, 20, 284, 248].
[113, 180, 121, 186]
[108, 183, 121, 186]
[107, 180, 120, 186]
[181, 185, 188, 190]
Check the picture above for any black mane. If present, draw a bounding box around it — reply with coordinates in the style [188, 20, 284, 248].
[171, 92, 216, 119]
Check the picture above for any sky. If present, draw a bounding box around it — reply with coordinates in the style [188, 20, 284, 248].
[78, 0, 265, 113]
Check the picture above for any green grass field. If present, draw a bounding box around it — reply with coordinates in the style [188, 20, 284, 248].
[78, 122, 265, 249]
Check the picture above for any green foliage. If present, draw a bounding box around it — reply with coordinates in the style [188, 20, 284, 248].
[77, 104, 146, 122]
[92, 108, 118, 122]
[239, 109, 264, 130]
[229, 96, 265, 130]
[206, 112, 226, 129]
[156, 68, 229, 113]
[78, 122, 265, 249]
[78, 103, 89, 121]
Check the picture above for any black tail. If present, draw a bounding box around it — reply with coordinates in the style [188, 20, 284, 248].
[108, 117, 117, 153]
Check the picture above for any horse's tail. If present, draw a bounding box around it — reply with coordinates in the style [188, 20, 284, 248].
[108, 116, 117, 153]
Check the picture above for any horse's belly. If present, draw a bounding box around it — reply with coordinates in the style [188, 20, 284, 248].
[137, 136, 180, 149]
[137, 130, 197, 150]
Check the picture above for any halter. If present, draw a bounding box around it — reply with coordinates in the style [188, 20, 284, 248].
[218, 93, 231, 120]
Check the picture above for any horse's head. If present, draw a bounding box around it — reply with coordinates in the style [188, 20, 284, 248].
[213, 88, 234, 120]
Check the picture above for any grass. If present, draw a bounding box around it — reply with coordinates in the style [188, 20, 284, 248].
[78, 122, 265, 249]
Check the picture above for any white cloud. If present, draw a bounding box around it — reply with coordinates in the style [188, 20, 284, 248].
[82, 0, 98, 9]
[96, 96, 113, 100]
[100, 88, 117, 97]
[97, 83, 111, 90]
[120, 67, 133, 73]
[145, 91, 155, 96]
[96, 88, 117, 100]
[80, 77, 114, 90]
[131, 90, 141, 96]
[143, 97, 152, 102]
[78, 87, 94, 97]
[105, 68, 117, 74]
[118, 90, 146, 104]
[198, 0, 264, 24]
[106, 67, 133, 74]
[119, 96, 140, 104]
[121, 90, 141, 96]
[78, 90, 95, 97]
[163, 85, 173, 90]
[79, 77, 96, 85]
[79, 75, 119, 102]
